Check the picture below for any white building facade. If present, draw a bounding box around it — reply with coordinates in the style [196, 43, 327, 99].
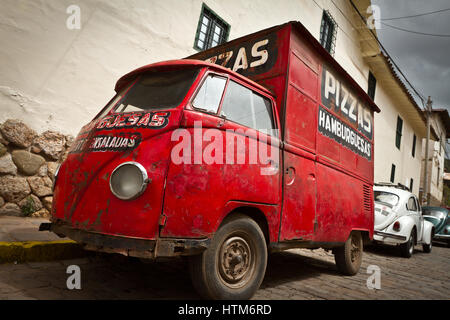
[0, 0, 430, 194]
[420, 109, 450, 205]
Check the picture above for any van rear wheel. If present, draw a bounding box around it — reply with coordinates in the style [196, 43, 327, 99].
[334, 232, 363, 276]
[189, 214, 267, 300]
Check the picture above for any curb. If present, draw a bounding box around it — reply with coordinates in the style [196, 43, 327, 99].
[0, 240, 86, 264]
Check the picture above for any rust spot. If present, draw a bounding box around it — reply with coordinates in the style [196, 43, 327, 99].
[92, 209, 104, 227]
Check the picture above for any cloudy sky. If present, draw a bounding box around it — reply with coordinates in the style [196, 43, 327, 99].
[372, 0, 450, 111]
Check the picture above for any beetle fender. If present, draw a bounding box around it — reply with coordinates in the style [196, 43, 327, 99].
[422, 220, 434, 245]
[385, 215, 416, 243]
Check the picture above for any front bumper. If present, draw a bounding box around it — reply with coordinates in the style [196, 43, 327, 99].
[40, 221, 210, 259]
[373, 230, 407, 244]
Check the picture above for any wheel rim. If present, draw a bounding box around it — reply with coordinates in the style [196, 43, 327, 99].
[350, 234, 362, 263]
[409, 236, 414, 255]
[430, 232, 433, 249]
[218, 235, 256, 289]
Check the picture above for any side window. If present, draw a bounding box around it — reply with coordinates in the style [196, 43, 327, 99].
[407, 197, 417, 211]
[192, 74, 227, 114]
[253, 94, 275, 132]
[416, 197, 421, 212]
[220, 80, 275, 132]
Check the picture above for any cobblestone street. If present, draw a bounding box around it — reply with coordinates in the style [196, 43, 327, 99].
[0, 242, 449, 300]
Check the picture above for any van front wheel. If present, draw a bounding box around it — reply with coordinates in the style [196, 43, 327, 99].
[334, 232, 363, 276]
[189, 214, 267, 300]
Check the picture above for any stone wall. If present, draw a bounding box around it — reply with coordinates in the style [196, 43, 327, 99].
[0, 119, 73, 217]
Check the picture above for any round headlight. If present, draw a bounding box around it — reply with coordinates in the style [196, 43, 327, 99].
[109, 162, 149, 200]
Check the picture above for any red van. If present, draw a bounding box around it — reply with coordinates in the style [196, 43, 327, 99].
[44, 21, 379, 299]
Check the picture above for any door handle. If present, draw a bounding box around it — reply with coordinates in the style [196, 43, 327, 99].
[285, 166, 296, 185]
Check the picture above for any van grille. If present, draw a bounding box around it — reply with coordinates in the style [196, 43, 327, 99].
[363, 184, 372, 213]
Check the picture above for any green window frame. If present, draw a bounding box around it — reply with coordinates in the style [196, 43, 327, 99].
[368, 71, 376, 101]
[437, 166, 440, 186]
[390, 164, 396, 183]
[320, 10, 338, 55]
[395, 116, 403, 149]
[194, 4, 230, 51]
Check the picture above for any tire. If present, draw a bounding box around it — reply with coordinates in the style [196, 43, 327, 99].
[188, 214, 267, 300]
[422, 230, 433, 253]
[334, 232, 363, 276]
[400, 230, 415, 258]
[422, 241, 432, 253]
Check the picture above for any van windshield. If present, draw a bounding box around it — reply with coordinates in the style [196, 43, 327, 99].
[106, 68, 199, 114]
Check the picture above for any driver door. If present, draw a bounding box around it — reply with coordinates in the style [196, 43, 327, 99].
[407, 196, 422, 240]
[416, 196, 424, 241]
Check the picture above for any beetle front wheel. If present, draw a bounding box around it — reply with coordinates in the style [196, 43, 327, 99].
[422, 230, 433, 253]
[188, 214, 267, 300]
[334, 232, 363, 276]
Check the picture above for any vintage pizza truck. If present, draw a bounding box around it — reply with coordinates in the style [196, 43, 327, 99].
[41, 21, 379, 299]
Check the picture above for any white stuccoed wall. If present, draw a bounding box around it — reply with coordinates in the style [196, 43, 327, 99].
[0, 0, 427, 194]
[0, 0, 369, 136]
[373, 80, 423, 195]
[0, 0, 203, 135]
[421, 113, 446, 204]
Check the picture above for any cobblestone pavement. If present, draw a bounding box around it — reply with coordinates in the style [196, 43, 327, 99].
[0, 242, 449, 300]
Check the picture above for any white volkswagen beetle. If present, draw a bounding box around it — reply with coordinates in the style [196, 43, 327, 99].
[373, 183, 434, 258]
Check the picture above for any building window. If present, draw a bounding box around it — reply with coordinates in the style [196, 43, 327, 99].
[194, 4, 230, 51]
[412, 134, 416, 157]
[390, 164, 396, 183]
[437, 166, 440, 186]
[410, 178, 414, 191]
[368, 71, 376, 101]
[320, 10, 337, 55]
[395, 116, 403, 149]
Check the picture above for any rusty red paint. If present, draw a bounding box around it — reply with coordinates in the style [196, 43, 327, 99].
[52, 21, 375, 256]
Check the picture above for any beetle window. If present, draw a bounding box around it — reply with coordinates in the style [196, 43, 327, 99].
[220, 80, 275, 132]
[374, 191, 399, 208]
[406, 197, 417, 211]
[114, 68, 199, 113]
[192, 74, 227, 114]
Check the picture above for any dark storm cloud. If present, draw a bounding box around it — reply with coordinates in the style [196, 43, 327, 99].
[372, 0, 450, 110]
